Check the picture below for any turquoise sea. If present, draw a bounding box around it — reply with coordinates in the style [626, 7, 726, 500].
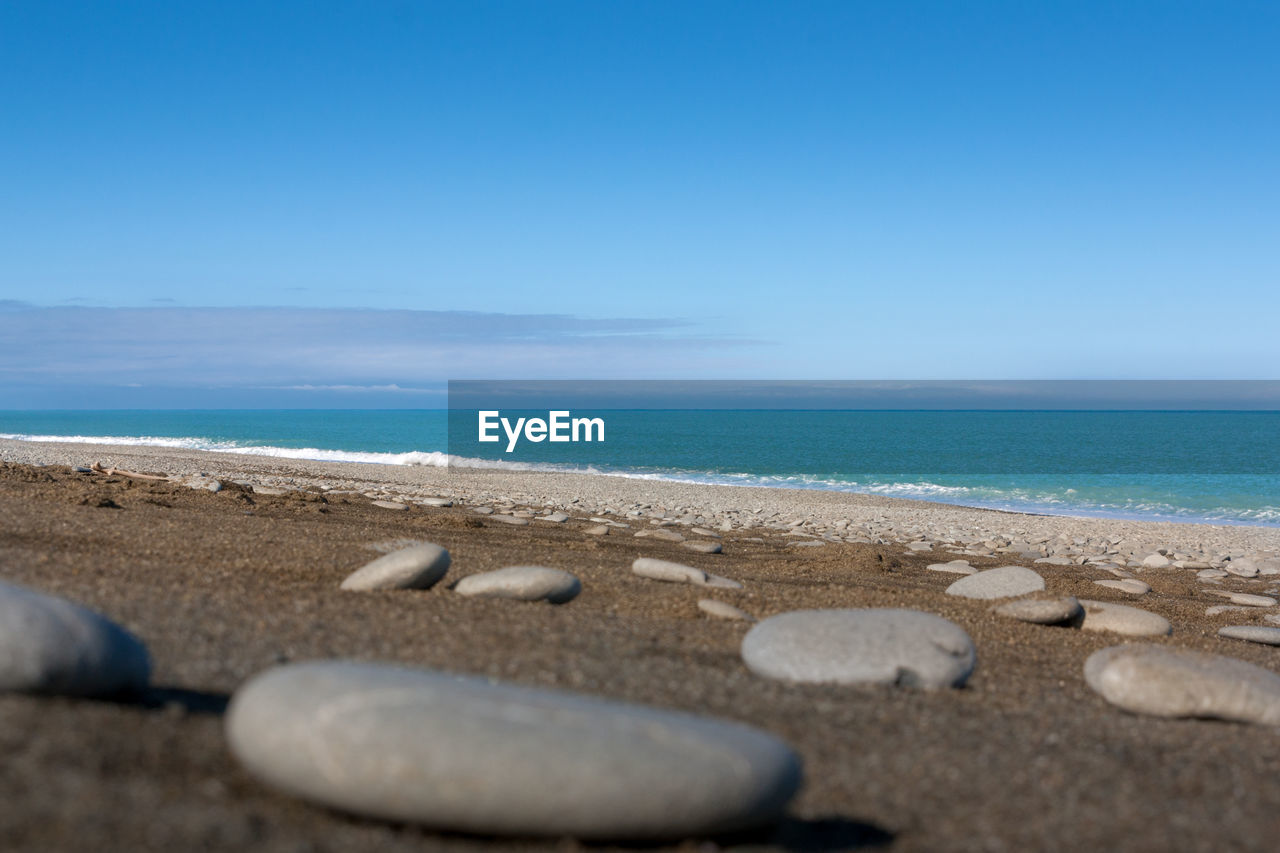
[1, 409, 1278, 527]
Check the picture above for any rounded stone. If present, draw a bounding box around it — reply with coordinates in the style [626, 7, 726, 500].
[489, 514, 530, 526]
[225, 661, 802, 838]
[993, 596, 1083, 625]
[698, 599, 755, 622]
[340, 544, 451, 592]
[632, 558, 705, 585]
[945, 566, 1045, 600]
[1077, 600, 1172, 637]
[1207, 591, 1276, 607]
[1093, 579, 1151, 595]
[0, 580, 151, 697]
[741, 609, 976, 688]
[1084, 644, 1280, 725]
[1218, 625, 1280, 646]
[928, 560, 977, 575]
[372, 500, 409, 511]
[453, 566, 581, 604]
[682, 540, 723, 555]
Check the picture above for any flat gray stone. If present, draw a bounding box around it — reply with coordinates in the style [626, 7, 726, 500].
[1142, 553, 1171, 568]
[634, 529, 685, 542]
[1077, 600, 1172, 637]
[928, 560, 977, 575]
[583, 524, 610, 536]
[540, 512, 570, 523]
[945, 566, 1045, 600]
[632, 558, 704, 584]
[1218, 625, 1280, 646]
[682, 540, 723, 555]
[372, 500, 409, 511]
[993, 596, 1082, 625]
[703, 573, 744, 590]
[1084, 644, 1280, 724]
[698, 599, 755, 622]
[489, 514, 530, 526]
[1034, 556, 1074, 566]
[1207, 591, 1276, 607]
[252, 485, 288, 496]
[225, 661, 802, 838]
[340, 544, 451, 591]
[906, 542, 933, 552]
[741, 609, 975, 688]
[454, 567, 581, 603]
[418, 497, 453, 507]
[0, 580, 150, 696]
[1094, 579, 1151, 595]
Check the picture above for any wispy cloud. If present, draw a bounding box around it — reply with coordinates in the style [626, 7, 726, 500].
[0, 305, 765, 398]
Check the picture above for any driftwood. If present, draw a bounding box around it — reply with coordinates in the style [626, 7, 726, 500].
[88, 461, 168, 481]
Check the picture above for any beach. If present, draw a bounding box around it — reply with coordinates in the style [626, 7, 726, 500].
[2, 436, 1280, 851]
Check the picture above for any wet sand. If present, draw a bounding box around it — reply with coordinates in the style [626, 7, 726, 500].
[1, 444, 1279, 851]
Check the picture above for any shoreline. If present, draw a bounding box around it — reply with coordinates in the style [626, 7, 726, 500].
[4, 441, 1280, 849]
[3, 436, 1280, 563]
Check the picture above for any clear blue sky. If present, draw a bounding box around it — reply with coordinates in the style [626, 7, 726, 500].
[1, 1, 1277, 406]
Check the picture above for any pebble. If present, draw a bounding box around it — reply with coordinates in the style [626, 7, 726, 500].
[1206, 605, 1252, 616]
[453, 566, 581, 603]
[945, 566, 1045, 600]
[1206, 591, 1276, 607]
[1077, 600, 1172, 637]
[634, 529, 685, 542]
[1084, 644, 1280, 725]
[489, 514, 530, 526]
[690, 528, 722, 538]
[1034, 556, 1074, 566]
[340, 544, 451, 592]
[993, 596, 1083, 625]
[472, 507, 494, 515]
[418, 497, 453, 507]
[1093, 579, 1151, 595]
[225, 661, 802, 838]
[682, 540, 723, 555]
[540, 512, 570, 523]
[698, 599, 755, 622]
[1197, 569, 1228, 579]
[632, 558, 704, 584]
[1217, 626, 1280, 646]
[0, 580, 151, 696]
[740, 609, 976, 688]
[906, 542, 933, 552]
[789, 540, 825, 547]
[252, 485, 288, 496]
[927, 560, 978, 575]
[630, 558, 743, 590]
[372, 500, 409, 511]
[1142, 553, 1172, 569]
[583, 524, 610, 536]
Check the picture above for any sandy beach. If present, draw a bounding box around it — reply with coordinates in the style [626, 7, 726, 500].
[3, 437, 1280, 851]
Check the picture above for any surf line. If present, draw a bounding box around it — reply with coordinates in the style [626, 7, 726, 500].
[477, 410, 605, 453]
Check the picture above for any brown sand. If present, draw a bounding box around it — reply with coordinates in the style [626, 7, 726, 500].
[2, 460, 1279, 852]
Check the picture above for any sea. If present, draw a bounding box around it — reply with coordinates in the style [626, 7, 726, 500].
[1, 409, 1278, 527]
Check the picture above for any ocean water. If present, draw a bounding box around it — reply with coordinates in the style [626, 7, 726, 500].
[1, 409, 1278, 527]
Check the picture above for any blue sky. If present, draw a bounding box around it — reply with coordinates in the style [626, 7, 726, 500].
[1, 1, 1277, 406]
